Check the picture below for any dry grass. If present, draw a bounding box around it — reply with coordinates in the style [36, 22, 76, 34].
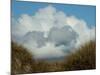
[64, 41, 96, 71]
[11, 42, 34, 74]
[11, 41, 96, 75]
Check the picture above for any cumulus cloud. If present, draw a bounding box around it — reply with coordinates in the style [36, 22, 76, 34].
[20, 31, 46, 51]
[31, 43, 66, 59]
[12, 5, 95, 59]
[47, 26, 78, 48]
[66, 16, 95, 47]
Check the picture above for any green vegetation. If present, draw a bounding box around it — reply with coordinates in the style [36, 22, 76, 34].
[11, 41, 96, 75]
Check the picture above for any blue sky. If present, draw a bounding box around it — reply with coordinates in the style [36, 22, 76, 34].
[12, 0, 96, 27]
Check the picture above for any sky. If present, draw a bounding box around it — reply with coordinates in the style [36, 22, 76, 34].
[11, 0, 96, 59]
[12, 0, 96, 27]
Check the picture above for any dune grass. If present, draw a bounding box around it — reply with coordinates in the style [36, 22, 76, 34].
[11, 42, 34, 74]
[64, 41, 96, 71]
[11, 41, 96, 75]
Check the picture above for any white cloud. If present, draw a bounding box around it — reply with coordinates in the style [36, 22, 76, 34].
[34, 5, 56, 32]
[66, 16, 95, 47]
[47, 26, 78, 48]
[32, 42, 66, 59]
[12, 5, 95, 59]
[12, 5, 68, 37]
